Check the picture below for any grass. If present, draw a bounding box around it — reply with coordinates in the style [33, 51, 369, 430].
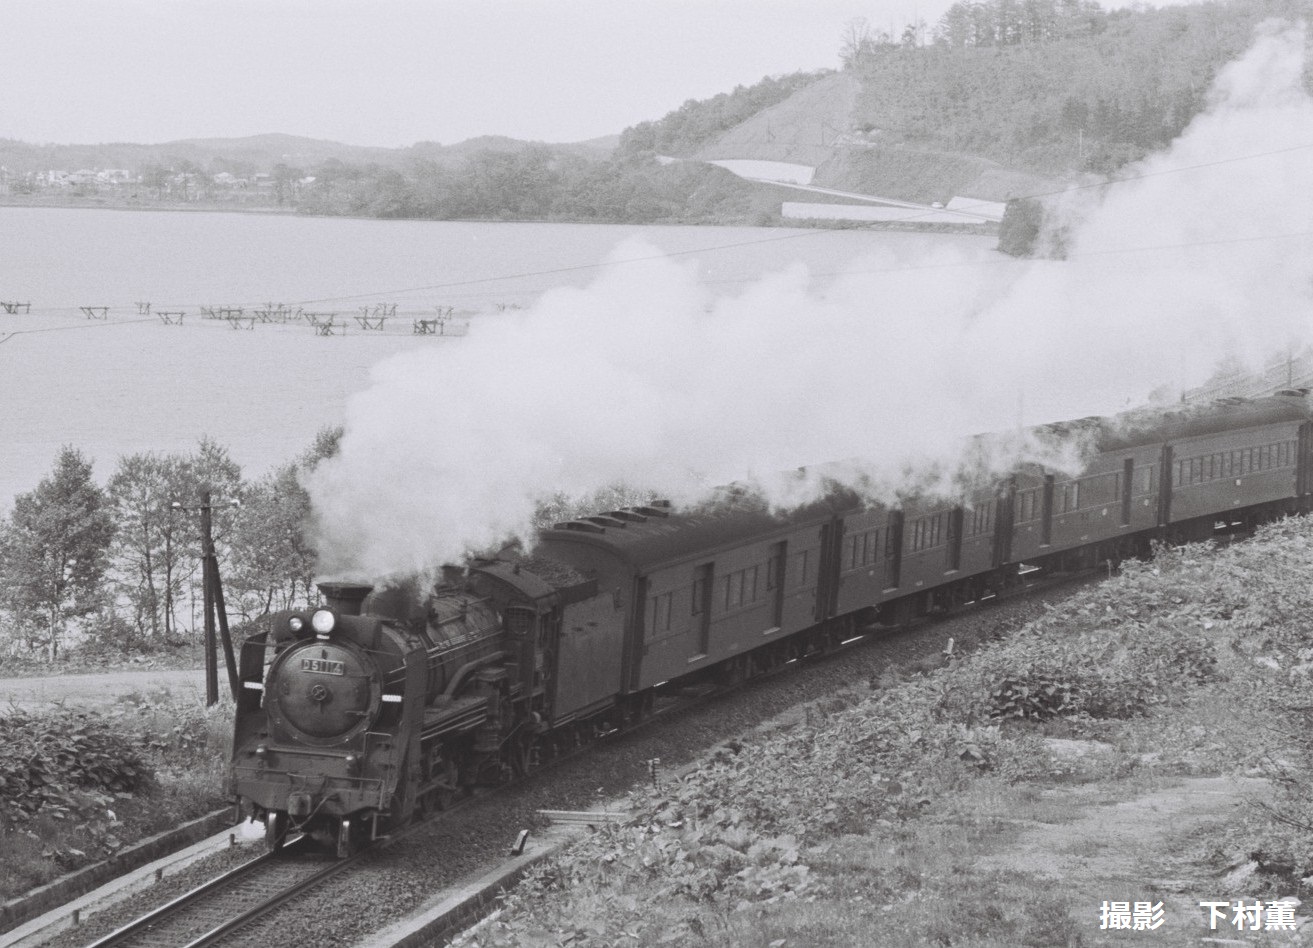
[458, 518, 1313, 948]
[0, 642, 206, 678]
[0, 688, 231, 902]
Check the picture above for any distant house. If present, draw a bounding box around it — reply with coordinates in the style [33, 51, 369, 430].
[213, 171, 237, 186]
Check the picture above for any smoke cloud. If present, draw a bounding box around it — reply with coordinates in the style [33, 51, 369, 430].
[309, 21, 1313, 581]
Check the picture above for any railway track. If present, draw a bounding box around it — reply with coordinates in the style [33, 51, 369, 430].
[62, 562, 1123, 948]
[82, 841, 353, 948]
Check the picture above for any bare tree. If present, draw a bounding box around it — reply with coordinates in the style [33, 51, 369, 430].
[840, 18, 881, 68]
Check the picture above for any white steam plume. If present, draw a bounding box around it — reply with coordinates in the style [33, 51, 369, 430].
[309, 21, 1313, 581]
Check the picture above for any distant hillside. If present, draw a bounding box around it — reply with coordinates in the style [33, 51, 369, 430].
[0, 134, 389, 176]
[618, 71, 832, 159]
[160, 133, 400, 168]
[846, 1, 1275, 176]
[816, 147, 1060, 204]
[679, 0, 1308, 204]
[0, 131, 616, 178]
[695, 72, 858, 167]
[6, 0, 1295, 228]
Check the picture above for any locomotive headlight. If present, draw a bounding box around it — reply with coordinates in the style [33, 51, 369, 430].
[311, 609, 336, 635]
[288, 616, 303, 633]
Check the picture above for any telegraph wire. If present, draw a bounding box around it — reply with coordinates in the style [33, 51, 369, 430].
[0, 316, 158, 345]
[708, 229, 1313, 284]
[284, 230, 838, 306]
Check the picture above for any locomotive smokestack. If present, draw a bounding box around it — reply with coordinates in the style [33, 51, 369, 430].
[317, 581, 374, 616]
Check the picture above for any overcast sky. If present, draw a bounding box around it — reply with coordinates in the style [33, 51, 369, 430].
[2, 0, 986, 147]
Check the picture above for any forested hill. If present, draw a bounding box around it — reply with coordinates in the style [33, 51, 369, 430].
[615, 0, 1312, 204]
[5, 0, 1307, 223]
[843, 0, 1312, 178]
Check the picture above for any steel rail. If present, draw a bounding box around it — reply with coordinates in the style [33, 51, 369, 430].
[82, 850, 286, 948]
[178, 854, 357, 948]
[79, 837, 360, 948]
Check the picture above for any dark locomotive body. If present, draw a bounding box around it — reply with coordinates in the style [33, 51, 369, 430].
[230, 392, 1313, 853]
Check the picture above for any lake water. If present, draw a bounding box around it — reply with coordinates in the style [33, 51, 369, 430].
[0, 207, 995, 508]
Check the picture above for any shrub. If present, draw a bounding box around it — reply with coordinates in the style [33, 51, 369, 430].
[0, 708, 152, 825]
[990, 674, 1074, 720]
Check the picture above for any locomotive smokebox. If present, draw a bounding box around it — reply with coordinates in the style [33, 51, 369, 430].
[317, 581, 374, 616]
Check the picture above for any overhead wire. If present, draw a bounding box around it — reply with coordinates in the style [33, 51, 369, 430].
[0, 316, 159, 345]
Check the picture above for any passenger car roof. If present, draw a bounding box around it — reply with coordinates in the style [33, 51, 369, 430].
[537, 493, 850, 573]
[1095, 392, 1311, 450]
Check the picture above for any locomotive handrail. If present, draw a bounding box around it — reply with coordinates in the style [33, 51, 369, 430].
[442, 650, 511, 698]
[425, 632, 501, 662]
[232, 744, 380, 762]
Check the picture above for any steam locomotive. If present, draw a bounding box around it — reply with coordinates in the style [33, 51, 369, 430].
[230, 391, 1313, 855]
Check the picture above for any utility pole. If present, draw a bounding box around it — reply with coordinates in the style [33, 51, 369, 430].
[174, 491, 240, 706]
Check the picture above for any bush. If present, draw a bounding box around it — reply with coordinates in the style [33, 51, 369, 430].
[0, 708, 152, 825]
[990, 674, 1074, 720]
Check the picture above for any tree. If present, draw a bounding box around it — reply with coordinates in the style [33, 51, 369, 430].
[174, 439, 244, 632]
[106, 439, 244, 642]
[106, 452, 193, 642]
[228, 464, 315, 617]
[272, 163, 304, 206]
[902, 19, 928, 47]
[139, 164, 169, 198]
[304, 426, 343, 463]
[228, 427, 341, 618]
[0, 448, 114, 661]
[840, 18, 884, 68]
[164, 157, 203, 202]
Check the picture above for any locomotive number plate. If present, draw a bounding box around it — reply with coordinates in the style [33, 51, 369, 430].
[300, 658, 346, 675]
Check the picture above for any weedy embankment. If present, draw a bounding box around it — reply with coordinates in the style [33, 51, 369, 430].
[460, 517, 1313, 947]
[0, 690, 231, 901]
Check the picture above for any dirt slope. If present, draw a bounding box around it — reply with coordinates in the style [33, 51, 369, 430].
[697, 70, 1064, 204]
[696, 72, 859, 167]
